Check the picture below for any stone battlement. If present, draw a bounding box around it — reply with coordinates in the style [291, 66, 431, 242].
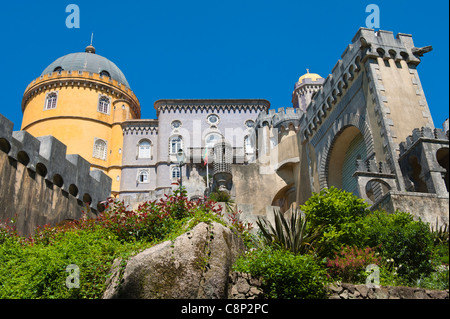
[22, 70, 141, 118]
[255, 107, 302, 130]
[300, 27, 429, 141]
[0, 112, 111, 212]
[399, 126, 448, 156]
[355, 159, 393, 175]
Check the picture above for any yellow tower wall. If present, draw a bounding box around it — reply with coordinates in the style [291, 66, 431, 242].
[21, 71, 141, 195]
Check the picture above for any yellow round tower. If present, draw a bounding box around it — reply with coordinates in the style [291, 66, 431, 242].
[21, 45, 141, 195]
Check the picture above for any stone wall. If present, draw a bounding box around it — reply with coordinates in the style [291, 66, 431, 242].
[328, 282, 449, 299]
[372, 190, 449, 225]
[0, 112, 111, 236]
[231, 163, 288, 217]
[228, 276, 449, 299]
[228, 272, 264, 299]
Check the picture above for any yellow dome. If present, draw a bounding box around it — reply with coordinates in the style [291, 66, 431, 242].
[298, 69, 322, 83]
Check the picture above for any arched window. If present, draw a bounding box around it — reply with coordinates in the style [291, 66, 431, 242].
[138, 140, 151, 158]
[138, 170, 149, 183]
[45, 92, 58, 110]
[100, 70, 111, 78]
[98, 95, 110, 114]
[93, 139, 107, 160]
[170, 136, 183, 154]
[171, 166, 180, 179]
[205, 133, 222, 148]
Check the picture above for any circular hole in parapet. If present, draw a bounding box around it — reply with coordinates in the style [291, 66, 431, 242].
[53, 174, 64, 188]
[83, 193, 92, 205]
[36, 163, 48, 177]
[69, 184, 79, 197]
[17, 151, 30, 166]
[0, 138, 11, 153]
[97, 201, 107, 213]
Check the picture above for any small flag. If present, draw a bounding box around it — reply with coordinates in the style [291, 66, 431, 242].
[202, 147, 208, 166]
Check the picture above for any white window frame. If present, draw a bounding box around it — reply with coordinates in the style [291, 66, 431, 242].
[138, 139, 151, 159]
[171, 165, 181, 180]
[44, 91, 58, 110]
[138, 170, 149, 184]
[169, 135, 183, 154]
[93, 138, 108, 161]
[97, 95, 111, 115]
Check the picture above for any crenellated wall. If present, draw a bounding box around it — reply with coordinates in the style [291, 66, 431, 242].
[0, 112, 112, 236]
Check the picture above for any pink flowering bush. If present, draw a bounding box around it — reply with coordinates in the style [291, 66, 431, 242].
[31, 187, 225, 245]
[326, 245, 381, 283]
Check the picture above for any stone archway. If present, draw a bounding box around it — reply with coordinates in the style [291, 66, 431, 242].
[326, 126, 367, 196]
[318, 113, 374, 191]
[271, 184, 296, 214]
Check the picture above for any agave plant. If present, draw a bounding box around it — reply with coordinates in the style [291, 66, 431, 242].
[430, 218, 449, 246]
[256, 206, 322, 255]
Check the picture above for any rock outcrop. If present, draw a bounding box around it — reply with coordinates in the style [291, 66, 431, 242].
[103, 221, 245, 299]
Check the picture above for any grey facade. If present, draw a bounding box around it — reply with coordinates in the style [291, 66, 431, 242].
[119, 99, 270, 204]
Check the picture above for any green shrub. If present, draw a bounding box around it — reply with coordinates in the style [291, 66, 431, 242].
[233, 248, 331, 299]
[415, 265, 449, 290]
[0, 226, 128, 298]
[0, 188, 228, 299]
[363, 210, 434, 283]
[301, 187, 371, 257]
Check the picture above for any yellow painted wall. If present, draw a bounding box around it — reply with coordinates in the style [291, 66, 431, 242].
[21, 73, 141, 195]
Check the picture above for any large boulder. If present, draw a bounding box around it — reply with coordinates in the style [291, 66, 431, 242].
[103, 221, 245, 299]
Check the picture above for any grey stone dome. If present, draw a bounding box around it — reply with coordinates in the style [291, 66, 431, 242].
[41, 47, 130, 88]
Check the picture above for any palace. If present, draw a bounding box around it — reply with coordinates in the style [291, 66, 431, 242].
[8, 27, 448, 233]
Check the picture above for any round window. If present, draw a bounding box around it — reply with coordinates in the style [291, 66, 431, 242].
[207, 114, 219, 125]
[245, 120, 255, 128]
[171, 120, 182, 129]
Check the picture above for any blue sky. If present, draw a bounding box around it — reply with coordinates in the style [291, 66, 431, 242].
[0, 0, 448, 130]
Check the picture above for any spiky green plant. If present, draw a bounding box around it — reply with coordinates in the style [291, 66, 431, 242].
[256, 207, 322, 255]
[430, 219, 449, 246]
